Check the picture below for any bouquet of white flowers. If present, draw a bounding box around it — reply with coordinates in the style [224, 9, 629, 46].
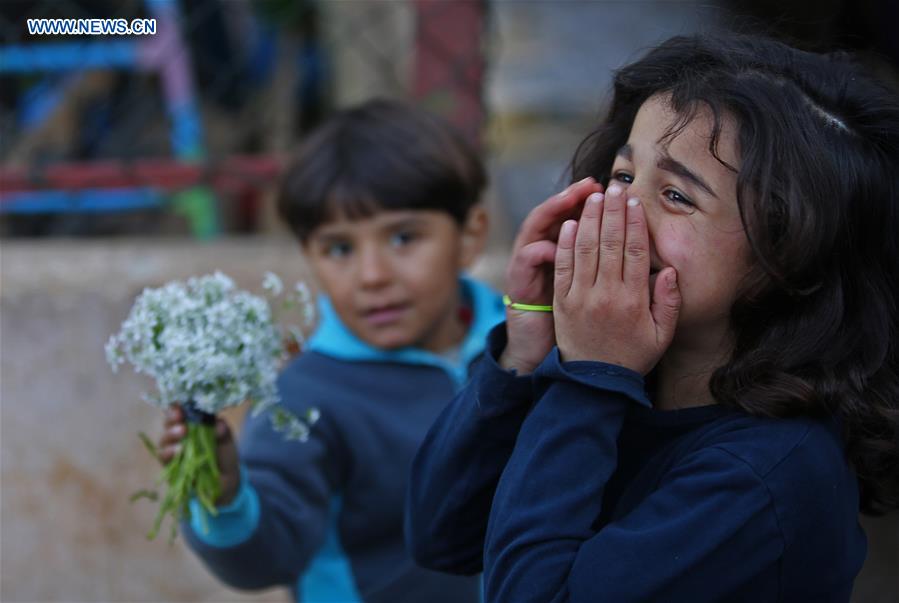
[106, 271, 318, 541]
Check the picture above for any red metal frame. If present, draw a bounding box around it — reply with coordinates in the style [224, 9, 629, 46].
[0, 155, 284, 199]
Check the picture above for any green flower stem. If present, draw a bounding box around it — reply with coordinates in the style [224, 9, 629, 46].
[135, 422, 222, 543]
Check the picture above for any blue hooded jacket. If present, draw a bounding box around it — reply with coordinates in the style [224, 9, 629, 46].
[182, 276, 504, 602]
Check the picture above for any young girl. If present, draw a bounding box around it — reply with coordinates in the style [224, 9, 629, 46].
[406, 34, 899, 601]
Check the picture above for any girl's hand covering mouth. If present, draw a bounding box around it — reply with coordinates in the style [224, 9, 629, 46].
[552, 184, 681, 375]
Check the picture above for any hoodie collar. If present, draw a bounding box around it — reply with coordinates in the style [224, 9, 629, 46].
[306, 276, 505, 388]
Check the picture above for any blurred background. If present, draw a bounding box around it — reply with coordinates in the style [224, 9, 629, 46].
[1, 1, 897, 601]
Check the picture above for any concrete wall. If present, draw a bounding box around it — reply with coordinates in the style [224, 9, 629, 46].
[1, 238, 895, 602]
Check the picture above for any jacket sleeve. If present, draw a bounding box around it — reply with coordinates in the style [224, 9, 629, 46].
[483, 350, 783, 603]
[181, 370, 346, 590]
[405, 323, 534, 575]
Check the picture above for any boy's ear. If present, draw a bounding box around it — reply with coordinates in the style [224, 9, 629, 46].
[459, 204, 489, 270]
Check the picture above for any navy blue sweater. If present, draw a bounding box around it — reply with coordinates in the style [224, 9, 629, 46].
[406, 324, 867, 602]
[181, 277, 505, 602]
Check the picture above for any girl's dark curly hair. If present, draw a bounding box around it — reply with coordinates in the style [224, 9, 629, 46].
[571, 33, 899, 515]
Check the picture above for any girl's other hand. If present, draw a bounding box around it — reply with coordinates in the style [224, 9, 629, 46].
[553, 185, 681, 375]
[158, 404, 241, 506]
[501, 177, 605, 375]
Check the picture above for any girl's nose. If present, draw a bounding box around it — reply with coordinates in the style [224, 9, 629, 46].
[617, 180, 658, 242]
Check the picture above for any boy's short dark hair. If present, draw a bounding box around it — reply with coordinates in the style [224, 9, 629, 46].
[278, 99, 486, 243]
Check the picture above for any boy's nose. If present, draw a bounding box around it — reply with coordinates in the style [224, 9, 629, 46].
[357, 247, 392, 288]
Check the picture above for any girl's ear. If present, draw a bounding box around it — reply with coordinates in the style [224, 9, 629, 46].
[459, 204, 489, 270]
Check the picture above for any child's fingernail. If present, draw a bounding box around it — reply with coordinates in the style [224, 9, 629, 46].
[607, 184, 622, 197]
[588, 192, 604, 204]
[579, 176, 593, 184]
[627, 197, 640, 207]
[668, 272, 678, 289]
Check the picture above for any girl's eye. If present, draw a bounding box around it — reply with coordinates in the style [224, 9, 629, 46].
[324, 242, 352, 258]
[663, 189, 695, 209]
[390, 231, 417, 247]
[611, 171, 634, 185]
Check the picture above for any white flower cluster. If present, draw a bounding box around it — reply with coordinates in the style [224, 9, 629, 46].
[106, 271, 297, 421]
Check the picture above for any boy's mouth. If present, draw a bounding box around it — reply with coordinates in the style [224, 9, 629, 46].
[361, 302, 410, 326]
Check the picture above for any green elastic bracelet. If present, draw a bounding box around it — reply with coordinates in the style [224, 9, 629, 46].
[502, 295, 553, 312]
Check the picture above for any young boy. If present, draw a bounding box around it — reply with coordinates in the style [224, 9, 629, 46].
[158, 100, 503, 602]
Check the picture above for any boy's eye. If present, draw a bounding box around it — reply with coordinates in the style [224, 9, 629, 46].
[390, 231, 417, 247]
[324, 241, 352, 258]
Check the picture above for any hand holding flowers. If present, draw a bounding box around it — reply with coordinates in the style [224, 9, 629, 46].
[106, 271, 319, 541]
[158, 405, 240, 506]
